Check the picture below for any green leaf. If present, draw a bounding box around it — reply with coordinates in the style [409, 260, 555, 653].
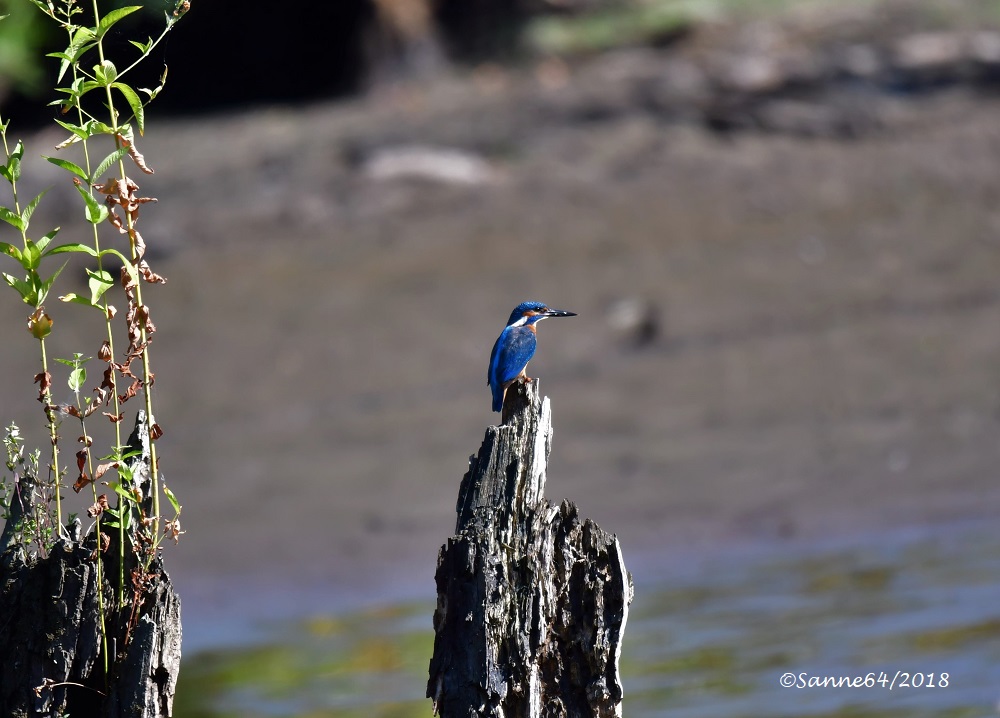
[121, 504, 132, 529]
[20, 189, 48, 227]
[68, 366, 86, 392]
[2, 272, 34, 303]
[163, 484, 181, 514]
[38, 261, 67, 305]
[59, 292, 98, 308]
[92, 145, 129, 182]
[53, 118, 92, 139]
[94, 60, 118, 86]
[35, 228, 59, 254]
[46, 241, 98, 258]
[112, 83, 144, 135]
[97, 6, 142, 38]
[2, 140, 24, 183]
[109, 481, 136, 503]
[0, 241, 22, 262]
[45, 156, 88, 181]
[58, 27, 96, 83]
[0, 207, 24, 232]
[7, 140, 24, 182]
[74, 182, 109, 224]
[22, 240, 40, 270]
[129, 37, 153, 54]
[99, 247, 133, 270]
[86, 268, 114, 304]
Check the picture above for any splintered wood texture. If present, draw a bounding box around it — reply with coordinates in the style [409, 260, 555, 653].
[0, 412, 181, 718]
[429, 381, 633, 718]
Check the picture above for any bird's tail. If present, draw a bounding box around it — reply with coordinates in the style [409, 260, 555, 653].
[491, 385, 504, 413]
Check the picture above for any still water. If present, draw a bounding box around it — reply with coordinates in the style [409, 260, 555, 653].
[175, 520, 1000, 717]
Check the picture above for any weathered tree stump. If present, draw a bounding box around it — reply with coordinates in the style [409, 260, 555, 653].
[428, 380, 632, 717]
[0, 411, 181, 718]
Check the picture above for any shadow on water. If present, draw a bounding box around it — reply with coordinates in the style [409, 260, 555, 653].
[175, 521, 1000, 717]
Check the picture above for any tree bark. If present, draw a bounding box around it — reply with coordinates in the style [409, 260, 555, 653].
[428, 380, 632, 717]
[0, 411, 181, 718]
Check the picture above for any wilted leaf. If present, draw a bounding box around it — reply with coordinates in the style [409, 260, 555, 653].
[86, 493, 109, 516]
[149, 422, 163, 440]
[126, 135, 153, 171]
[75, 472, 92, 493]
[119, 378, 141, 403]
[61, 404, 81, 418]
[139, 261, 166, 284]
[94, 462, 117, 481]
[163, 518, 184, 544]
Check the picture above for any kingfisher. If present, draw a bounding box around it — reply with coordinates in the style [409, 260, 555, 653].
[488, 301, 577, 413]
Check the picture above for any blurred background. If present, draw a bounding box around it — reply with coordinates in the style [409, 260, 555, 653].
[2, 0, 1000, 715]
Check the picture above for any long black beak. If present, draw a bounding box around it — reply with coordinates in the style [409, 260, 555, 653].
[544, 309, 577, 318]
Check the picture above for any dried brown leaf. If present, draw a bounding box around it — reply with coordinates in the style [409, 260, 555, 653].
[119, 378, 141, 404]
[94, 462, 117, 482]
[163, 518, 184, 544]
[61, 404, 81, 418]
[103, 411, 124, 423]
[138, 261, 166, 284]
[121, 135, 154, 175]
[34, 371, 52, 403]
[107, 205, 125, 232]
[120, 264, 138, 291]
[74, 472, 92, 493]
[149, 423, 163, 441]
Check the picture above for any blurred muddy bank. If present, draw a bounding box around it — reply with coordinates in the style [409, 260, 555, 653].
[1, 0, 999, 624]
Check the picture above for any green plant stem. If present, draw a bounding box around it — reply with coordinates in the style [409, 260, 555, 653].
[70, 52, 128, 609]
[37, 336, 61, 532]
[1, 117, 63, 537]
[72, 389, 109, 685]
[92, 0, 161, 543]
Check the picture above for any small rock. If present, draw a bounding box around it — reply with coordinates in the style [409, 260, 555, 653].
[721, 54, 786, 94]
[606, 297, 660, 347]
[892, 32, 966, 71]
[362, 145, 497, 185]
[971, 31, 1000, 65]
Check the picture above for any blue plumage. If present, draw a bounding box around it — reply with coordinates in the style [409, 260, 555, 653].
[488, 301, 576, 413]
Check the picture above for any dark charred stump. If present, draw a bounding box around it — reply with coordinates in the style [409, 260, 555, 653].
[0, 411, 181, 718]
[428, 380, 632, 717]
